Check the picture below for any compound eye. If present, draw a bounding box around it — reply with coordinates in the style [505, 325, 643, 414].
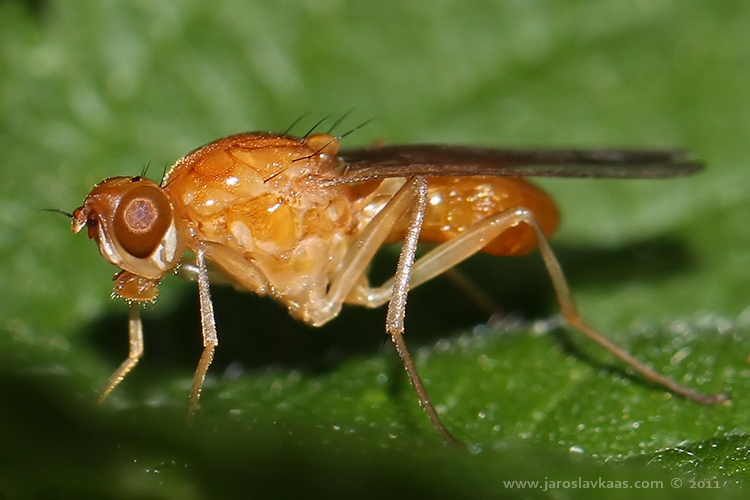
[113, 184, 172, 258]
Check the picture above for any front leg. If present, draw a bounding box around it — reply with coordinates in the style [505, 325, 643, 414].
[98, 302, 144, 403]
[187, 246, 219, 420]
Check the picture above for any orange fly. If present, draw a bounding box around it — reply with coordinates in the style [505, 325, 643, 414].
[70, 131, 727, 445]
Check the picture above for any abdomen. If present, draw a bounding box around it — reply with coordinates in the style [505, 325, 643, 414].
[386, 176, 559, 256]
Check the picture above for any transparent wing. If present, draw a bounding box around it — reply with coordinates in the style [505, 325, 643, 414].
[337, 144, 703, 181]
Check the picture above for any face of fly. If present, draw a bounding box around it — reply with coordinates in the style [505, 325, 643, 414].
[71, 176, 187, 283]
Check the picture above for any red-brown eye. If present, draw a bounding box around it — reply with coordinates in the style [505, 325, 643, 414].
[113, 184, 172, 258]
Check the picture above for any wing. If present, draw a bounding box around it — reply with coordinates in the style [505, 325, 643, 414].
[336, 144, 703, 182]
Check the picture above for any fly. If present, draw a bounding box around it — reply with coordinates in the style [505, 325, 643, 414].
[69, 131, 727, 446]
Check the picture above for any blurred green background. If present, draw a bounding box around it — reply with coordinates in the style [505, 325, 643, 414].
[2, 0, 750, 498]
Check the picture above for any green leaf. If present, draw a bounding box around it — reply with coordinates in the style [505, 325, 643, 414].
[2, 0, 750, 498]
